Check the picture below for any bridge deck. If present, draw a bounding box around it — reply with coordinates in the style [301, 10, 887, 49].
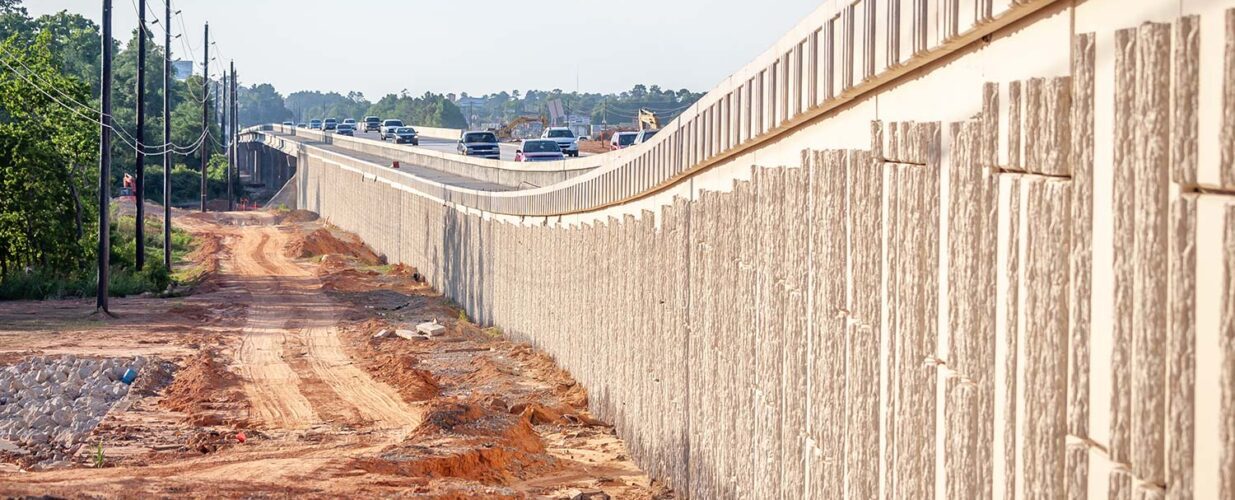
[267, 132, 515, 192]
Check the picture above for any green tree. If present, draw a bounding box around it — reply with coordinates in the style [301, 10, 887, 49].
[239, 83, 293, 127]
[0, 31, 98, 277]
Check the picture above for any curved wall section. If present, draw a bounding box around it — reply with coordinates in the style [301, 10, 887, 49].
[289, 0, 1235, 498]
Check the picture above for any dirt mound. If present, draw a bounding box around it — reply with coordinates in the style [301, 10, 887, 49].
[340, 319, 440, 402]
[353, 400, 551, 485]
[285, 228, 383, 265]
[366, 353, 440, 402]
[161, 349, 247, 426]
[279, 209, 320, 223]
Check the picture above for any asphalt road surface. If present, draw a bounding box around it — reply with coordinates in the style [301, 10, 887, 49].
[352, 131, 521, 160]
[351, 130, 593, 161]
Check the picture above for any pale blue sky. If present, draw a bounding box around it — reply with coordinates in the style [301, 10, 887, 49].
[26, 0, 823, 99]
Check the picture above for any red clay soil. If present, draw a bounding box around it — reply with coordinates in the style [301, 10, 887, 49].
[160, 348, 249, 427]
[0, 210, 672, 499]
[285, 227, 383, 265]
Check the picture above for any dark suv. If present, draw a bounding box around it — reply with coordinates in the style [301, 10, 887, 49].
[457, 131, 501, 159]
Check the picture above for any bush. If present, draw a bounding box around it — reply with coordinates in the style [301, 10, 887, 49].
[0, 213, 191, 300]
[141, 155, 232, 206]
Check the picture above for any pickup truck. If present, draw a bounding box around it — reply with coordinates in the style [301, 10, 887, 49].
[379, 119, 405, 140]
[541, 127, 579, 157]
[457, 131, 501, 159]
[362, 116, 381, 132]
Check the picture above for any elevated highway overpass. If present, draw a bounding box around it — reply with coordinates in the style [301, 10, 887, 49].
[241, 0, 1235, 497]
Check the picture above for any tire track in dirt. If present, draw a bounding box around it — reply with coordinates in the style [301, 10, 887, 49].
[256, 228, 422, 431]
[230, 227, 319, 429]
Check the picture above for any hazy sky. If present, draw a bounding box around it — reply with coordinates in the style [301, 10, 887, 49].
[26, 0, 823, 99]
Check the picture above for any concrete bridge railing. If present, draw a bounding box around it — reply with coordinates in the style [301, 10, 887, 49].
[251, 0, 1235, 498]
[250, 125, 596, 190]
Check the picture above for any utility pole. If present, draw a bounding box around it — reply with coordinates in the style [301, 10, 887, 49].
[224, 67, 232, 211]
[96, 0, 113, 312]
[229, 61, 237, 211]
[134, 0, 146, 270]
[199, 22, 209, 212]
[162, 0, 172, 270]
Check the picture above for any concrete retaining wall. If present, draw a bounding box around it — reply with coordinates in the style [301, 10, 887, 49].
[288, 0, 1235, 498]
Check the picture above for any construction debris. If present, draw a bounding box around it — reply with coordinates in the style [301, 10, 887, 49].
[416, 320, 446, 337]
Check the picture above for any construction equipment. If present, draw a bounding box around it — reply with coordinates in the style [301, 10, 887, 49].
[638, 108, 661, 130]
[493, 115, 548, 141]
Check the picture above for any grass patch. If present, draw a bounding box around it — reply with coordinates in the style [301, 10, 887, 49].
[0, 213, 195, 300]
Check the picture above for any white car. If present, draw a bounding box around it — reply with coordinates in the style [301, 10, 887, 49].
[609, 131, 638, 151]
[379, 119, 405, 140]
[541, 127, 579, 157]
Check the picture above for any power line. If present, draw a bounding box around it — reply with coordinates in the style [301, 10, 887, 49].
[0, 54, 208, 156]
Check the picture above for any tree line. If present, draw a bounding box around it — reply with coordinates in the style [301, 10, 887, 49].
[0, 2, 208, 296]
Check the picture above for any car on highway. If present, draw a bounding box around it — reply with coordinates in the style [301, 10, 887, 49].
[281, 120, 294, 127]
[540, 127, 579, 157]
[379, 119, 405, 140]
[309, 119, 323, 130]
[323, 118, 338, 131]
[362, 116, 381, 132]
[335, 123, 355, 136]
[634, 129, 659, 144]
[342, 118, 356, 128]
[297, 122, 307, 128]
[457, 131, 501, 159]
[609, 131, 638, 150]
[514, 139, 564, 162]
[391, 127, 419, 145]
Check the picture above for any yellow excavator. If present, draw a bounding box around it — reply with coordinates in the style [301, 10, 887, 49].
[638, 108, 661, 130]
[493, 115, 548, 141]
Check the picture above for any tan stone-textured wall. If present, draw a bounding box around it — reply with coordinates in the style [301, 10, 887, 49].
[287, 4, 1235, 499]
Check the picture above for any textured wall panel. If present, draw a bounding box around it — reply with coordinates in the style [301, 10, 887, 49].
[1008, 81, 1022, 170]
[1023, 78, 1043, 172]
[780, 164, 809, 498]
[734, 178, 758, 498]
[688, 190, 715, 498]
[753, 167, 785, 500]
[808, 150, 847, 499]
[1070, 31, 1095, 441]
[845, 149, 882, 500]
[1224, 10, 1235, 188]
[1133, 22, 1170, 486]
[1167, 195, 1196, 500]
[1222, 205, 1235, 500]
[1173, 16, 1199, 186]
[1001, 174, 1021, 500]
[886, 129, 939, 499]
[1111, 26, 1137, 470]
[1021, 178, 1071, 499]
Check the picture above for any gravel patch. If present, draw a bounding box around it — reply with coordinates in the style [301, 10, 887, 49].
[0, 355, 147, 458]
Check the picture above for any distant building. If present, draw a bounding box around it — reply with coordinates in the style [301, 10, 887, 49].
[455, 96, 486, 108]
[172, 60, 193, 81]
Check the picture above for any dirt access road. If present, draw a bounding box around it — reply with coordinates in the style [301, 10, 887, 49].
[0, 210, 670, 499]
